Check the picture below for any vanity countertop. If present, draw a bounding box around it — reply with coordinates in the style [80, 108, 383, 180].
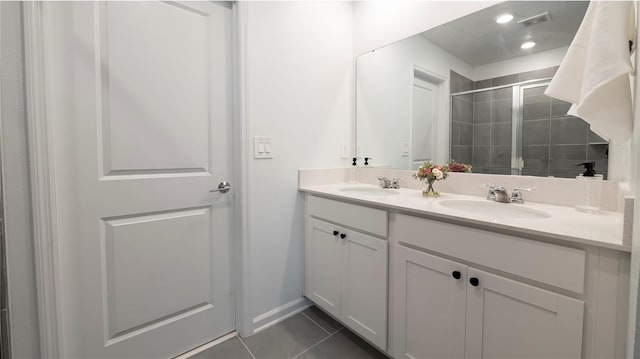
[299, 183, 629, 252]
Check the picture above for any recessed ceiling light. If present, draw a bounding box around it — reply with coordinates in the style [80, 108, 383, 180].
[496, 14, 514, 24]
[521, 41, 536, 49]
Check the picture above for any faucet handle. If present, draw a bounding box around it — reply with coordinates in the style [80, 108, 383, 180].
[511, 187, 535, 203]
[482, 184, 497, 200]
[390, 177, 401, 189]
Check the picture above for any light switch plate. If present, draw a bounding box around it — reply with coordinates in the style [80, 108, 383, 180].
[401, 142, 409, 157]
[341, 144, 350, 159]
[254, 136, 273, 159]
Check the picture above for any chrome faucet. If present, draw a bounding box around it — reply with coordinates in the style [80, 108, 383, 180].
[484, 184, 535, 203]
[378, 176, 391, 188]
[510, 187, 535, 204]
[390, 178, 401, 189]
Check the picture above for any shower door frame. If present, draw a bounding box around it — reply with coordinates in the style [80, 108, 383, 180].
[449, 78, 552, 176]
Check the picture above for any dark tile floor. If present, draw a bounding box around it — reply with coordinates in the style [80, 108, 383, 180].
[192, 306, 387, 359]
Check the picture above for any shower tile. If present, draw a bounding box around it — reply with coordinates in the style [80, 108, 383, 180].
[551, 99, 572, 117]
[523, 86, 547, 97]
[588, 130, 608, 144]
[452, 97, 473, 124]
[493, 87, 513, 100]
[522, 120, 550, 145]
[490, 168, 511, 175]
[550, 117, 589, 145]
[460, 123, 473, 145]
[522, 169, 549, 177]
[587, 144, 609, 174]
[491, 122, 512, 146]
[450, 122, 460, 146]
[523, 96, 551, 120]
[472, 167, 489, 174]
[473, 101, 491, 124]
[450, 70, 473, 93]
[492, 74, 519, 87]
[522, 145, 550, 170]
[474, 91, 492, 103]
[491, 99, 512, 123]
[474, 79, 492, 90]
[490, 145, 511, 168]
[549, 144, 587, 170]
[519, 67, 555, 82]
[473, 124, 490, 146]
[458, 146, 472, 163]
[473, 146, 490, 168]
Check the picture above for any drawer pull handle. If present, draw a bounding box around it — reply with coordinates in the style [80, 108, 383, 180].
[340, 233, 347, 239]
[452, 271, 461, 280]
[469, 277, 479, 287]
[333, 230, 339, 236]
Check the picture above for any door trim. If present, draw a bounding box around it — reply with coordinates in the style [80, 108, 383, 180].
[23, 3, 64, 358]
[24, 2, 246, 356]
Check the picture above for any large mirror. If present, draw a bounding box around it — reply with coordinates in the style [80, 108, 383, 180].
[356, 1, 610, 178]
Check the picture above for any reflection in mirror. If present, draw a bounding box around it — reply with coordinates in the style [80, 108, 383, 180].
[356, 1, 609, 178]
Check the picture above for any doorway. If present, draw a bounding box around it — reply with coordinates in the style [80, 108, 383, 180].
[26, 2, 235, 357]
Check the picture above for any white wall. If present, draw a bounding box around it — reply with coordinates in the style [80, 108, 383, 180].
[357, 36, 473, 168]
[353, 1, 499, 56]
[473, 46, 568, 81]
[0, 2, 41, 357]
[243, 1, 354, 332]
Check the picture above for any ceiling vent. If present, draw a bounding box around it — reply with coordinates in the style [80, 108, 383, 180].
[518, 12, 552, 27]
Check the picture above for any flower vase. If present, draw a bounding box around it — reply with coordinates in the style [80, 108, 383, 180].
[422, 179, 439, 197]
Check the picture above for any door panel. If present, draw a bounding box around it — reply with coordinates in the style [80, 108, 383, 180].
[465, 268, 584, 359]
[47, 2, 233, 358]
[306, 218, 342, 318]
[341, 230, 387, 349]
[393, 246, 467, 359]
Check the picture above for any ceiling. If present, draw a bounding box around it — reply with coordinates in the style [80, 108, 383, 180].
[420, 1, 589, 67]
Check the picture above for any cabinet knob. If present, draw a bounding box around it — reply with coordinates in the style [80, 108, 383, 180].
[452, 271, 461, 280]
[340, 233, 347, 239]
[333, 230, 339, 236]
[469, 277, 479, 287]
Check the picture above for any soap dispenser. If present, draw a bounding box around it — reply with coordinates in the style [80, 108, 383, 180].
[575, 162, 603, 213]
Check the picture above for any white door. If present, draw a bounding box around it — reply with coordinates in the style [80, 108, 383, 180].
[393, 246, 467, 359]
[341, 229, 387, 349]
[45, 2, 234, 358]
[465, 268, 584, 358]
[305, 218, 343, 318]
[411, 78, 437, 169]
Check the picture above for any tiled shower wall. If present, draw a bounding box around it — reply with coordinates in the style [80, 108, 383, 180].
[450, 68, 609, 179]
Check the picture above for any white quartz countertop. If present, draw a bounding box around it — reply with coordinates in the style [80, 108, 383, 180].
[299, 183, 629, 252]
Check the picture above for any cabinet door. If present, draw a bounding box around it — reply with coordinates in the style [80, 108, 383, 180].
[306, 218, 343, 318]
[465, 268, 584, 359]
[393, 246, 467, 359]
[341, 229, 388, 349]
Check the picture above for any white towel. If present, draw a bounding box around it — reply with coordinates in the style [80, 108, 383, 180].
[545, 1, 636, 144]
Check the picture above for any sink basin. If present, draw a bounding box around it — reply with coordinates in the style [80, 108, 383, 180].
[439, 200, 551, 220]
[339, 187, 399, 196]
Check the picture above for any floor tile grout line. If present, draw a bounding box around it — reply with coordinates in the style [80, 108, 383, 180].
[300, 311, 332, 335]
[237, 335, 257, 359]
[291, 327, 344, 359]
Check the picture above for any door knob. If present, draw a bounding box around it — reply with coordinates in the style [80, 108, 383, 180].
[469, 277, 479, 287]
[210, 181, 231, 194]
[452, 271, 461, 279]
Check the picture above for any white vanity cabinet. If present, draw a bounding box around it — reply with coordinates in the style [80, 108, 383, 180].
[393, 245, 584, 358]
[391, 213, 629, 359]
[305, 195, 389, 350]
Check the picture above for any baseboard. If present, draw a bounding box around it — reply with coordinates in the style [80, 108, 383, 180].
[250, 297, 312, 335]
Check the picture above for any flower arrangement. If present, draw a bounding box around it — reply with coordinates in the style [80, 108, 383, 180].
[446, 160, 472, 173]
[413, 160, 472, 197]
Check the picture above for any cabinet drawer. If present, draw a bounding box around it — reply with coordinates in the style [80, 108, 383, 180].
[392, 213, 586, 294]
[308, 195, 387, 237]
